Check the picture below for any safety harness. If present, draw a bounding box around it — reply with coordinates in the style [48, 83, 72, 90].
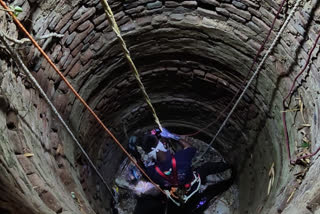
[154, 156, 201, 206]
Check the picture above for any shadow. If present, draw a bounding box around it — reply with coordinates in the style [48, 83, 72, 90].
[235, 1, 320, 212]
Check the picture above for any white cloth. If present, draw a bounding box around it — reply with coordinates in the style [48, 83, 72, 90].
[147, 141, 167, 160]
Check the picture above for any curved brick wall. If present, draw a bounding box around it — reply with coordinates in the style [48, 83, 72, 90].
[0, 0, 320, 213]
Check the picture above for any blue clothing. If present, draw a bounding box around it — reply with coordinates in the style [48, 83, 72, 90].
[146, 147, 196, 189]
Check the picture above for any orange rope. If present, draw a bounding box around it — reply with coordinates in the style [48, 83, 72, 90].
[0, 0, 166, 196]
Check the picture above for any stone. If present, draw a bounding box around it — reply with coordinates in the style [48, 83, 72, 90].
[51, 45, 62, 62]
[69, 22, 94, 50]
[55, 7, 78, 32]
[72, 6, 89, 20]
[165, 1, 180, 8]
[49, 131, 60, 150]
[198, 8, 228, 21]
[198, 0, 219, 6]
[80, 49, 94, 64]
[205, 73, 218, 82]
[68, 61, 82, 79]
[125, 5, 145, 15]
[169, 13, 184, 21]
[89, 32, 101, 44]
[49, 14, 62, 31]
[16, 155, 36, 175]
[58, 168, 73, 186]
[27, 173, 46, 194]
[69, 7, 96, 32]
[230, 13, 246, 23]
[64, 55, 81, 76]
[216, 7, 230, 17]
[93, 13, 106, 26]
[241, 0, 259, 8]
[96, 20, 109, 31]
[59, 20, 72, 34]
[58, 48, 70, 68]
[222, 3, 251, 20]
[77, 20, 93, 32]
[151, 15, 168, 25]
[232, 0, 247, 9]
[6, 111, 18, 130]
[193, 69, 205, 77]
[136, 16, 152, 27]
[120, 21, 136, 33]
[40, 191, 62, 212]
[71, 43, 83, 57]
[185, 15, 201, 25]
[65, 32, 77, 46]
[182, 1, 198, 8]
[0, 95, 9, 112]
[147, 1, 162, 10]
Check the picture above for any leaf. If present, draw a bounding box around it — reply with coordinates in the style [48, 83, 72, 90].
[14, 6, 23, 12]
[287, 188, 296, 203]
[23, 153, 34, 157]
[301, 124, 311, 127]
[301, 141, 309, 148]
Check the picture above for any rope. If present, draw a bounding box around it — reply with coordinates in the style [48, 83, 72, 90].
[0, 0, 166, 196]
[99, 0, 163, 131]
[0, 30, 117, 201]
[179, 0, 288, 138]
[283, 30, 320, 164]
[198, 0, 303, 160]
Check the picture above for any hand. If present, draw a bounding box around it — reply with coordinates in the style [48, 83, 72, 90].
[160, 128, 180, 140]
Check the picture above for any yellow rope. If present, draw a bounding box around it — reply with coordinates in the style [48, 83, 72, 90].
[100, 0, 163, 131]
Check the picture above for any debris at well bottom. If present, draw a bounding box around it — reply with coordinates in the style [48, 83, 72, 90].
[113, 137, 239, 214]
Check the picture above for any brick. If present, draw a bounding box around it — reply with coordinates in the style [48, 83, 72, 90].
[77, 20, 93, 31]
[80, 49, 94, 64]
[71, 43, 84, 57]
[232, 0, 247, 9]
[68, 61, 82, 79]
[193, 69, 205, 77]
[165, 1, 180, 8]
[182, 1, 198, 8]
[51, 44, 62, 62]
[222, 3, 251, 20]
[40, 191, 62, 212]
[72, 6, 89, 20]
[69, 7, 96, 32]
[55, 7, 78, 32]
[147, 1, 162, 10]
[136, 16, 152, 27]
[64, 55, 81, 76]
[65, 32, 76, 46]
[58, 48, 70, 67]
[198, 0, 219, 6]
[93, 13, 106, 26]
[49, 14, 62, 30]
[59, 20, 72, 34]
[17, 155, 36, 175]
[69, 22, 94, 50]
[198, 8, 228, 21]
[27, 173, 46, 194]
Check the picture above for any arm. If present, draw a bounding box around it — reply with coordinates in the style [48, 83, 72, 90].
[177, 136, 192, 149]
[159, 128, 192, 149]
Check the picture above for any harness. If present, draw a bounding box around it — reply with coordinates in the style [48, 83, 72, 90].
[154, 156, 201, 206]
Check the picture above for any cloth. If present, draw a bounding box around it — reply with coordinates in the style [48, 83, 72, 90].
[147, 140, 167, 161]
[146, 147, 196, 188]
[136, 162, 233, 214]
